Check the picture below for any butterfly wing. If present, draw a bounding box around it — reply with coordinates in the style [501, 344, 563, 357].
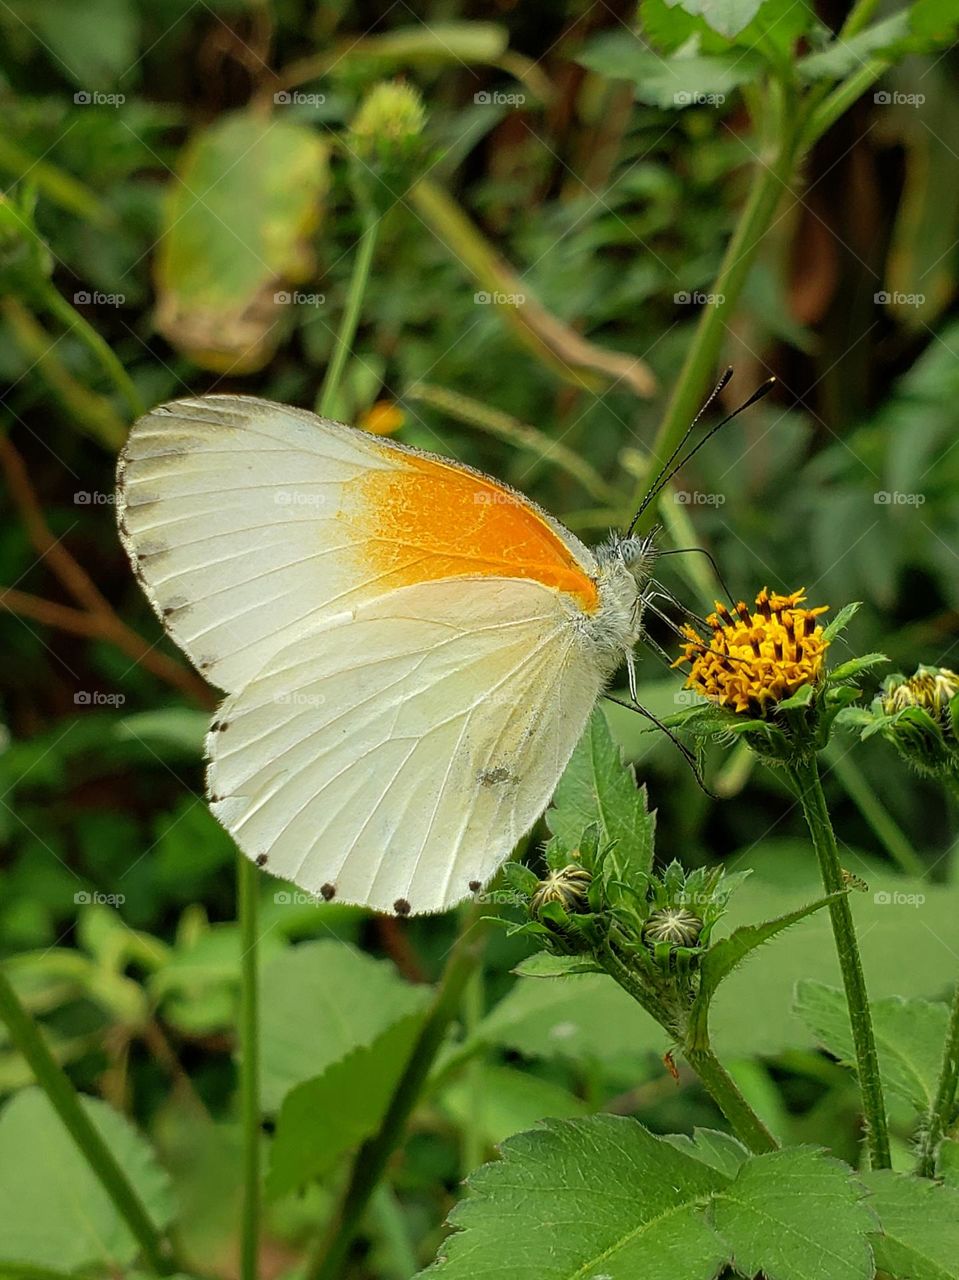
[207, 576, 602, 914]
[117, 395, 599, 692]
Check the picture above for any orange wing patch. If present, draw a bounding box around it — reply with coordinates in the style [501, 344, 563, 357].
[342, 448, 599, 611]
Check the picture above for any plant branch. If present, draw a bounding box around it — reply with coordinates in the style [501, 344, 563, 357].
[787, 756, 892, 1168]
[306, 911, 488, 1280]
[319, 211, 380, 419]
[0, 966, 176, 1274]
[917, 979, 959, 1178]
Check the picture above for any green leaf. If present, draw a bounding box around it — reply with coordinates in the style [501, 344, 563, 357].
[774, 681, 815, 711]
[798, 12, 910, 81]
[828, 653, 889, 683]
[709, 1147, 874, 1280]
[794, 980, 948, 1110]
[155, 111, 329, 373]
[548, 708, 655, 875]
[910, 0, 959, 44]
[267, 1013, 423, 1198]
[937, 1138, 959, 1187]
[677, 0, 766, 39]
[578, 32, 762, 108]
[696, 894, 841, 1015]
[13, 0, 138, 88]
[0, 1087, 172, 1271]
[663, 1127, 750, 1177]
[259, 941, 430, 1110]
[822, 601, 862, 641]
[864, 1169, 959, 1279]
[425, 1117, 730, 1279]
[511, 953, 604, 978]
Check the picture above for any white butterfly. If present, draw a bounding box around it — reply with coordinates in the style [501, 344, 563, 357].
[117, 396, 663, 915]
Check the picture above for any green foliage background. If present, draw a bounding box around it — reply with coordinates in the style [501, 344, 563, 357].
[1, 0, 959, 1276]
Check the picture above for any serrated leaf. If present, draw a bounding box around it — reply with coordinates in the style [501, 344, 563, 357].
[663, 1127, 751, 1177]
[798, 12, 910, 81]
[259, 941, 430, 1110]
[548, 708, 655, 876]
[822, 601, 862, 641]
[794, 980, 948, 1110]
[690, 893, 842, 1044]
[678, 0, 766, 39]
[0, 1088, 173, 1271]
[774, 682, 815, 711]
[423, 1117, 730, 1279]
[511, 953, 604, 978]
[864, 1169, 959, 1279]
[267, 1013, 422, 1198]
[828, 653, 888, 683]
[710, 1147, 875, 1280]
[578, 32, 763, 108]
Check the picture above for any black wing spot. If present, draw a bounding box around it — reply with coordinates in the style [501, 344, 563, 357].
[478, 766, 515, 787]
[468, 880, 481, 893]
[393, 898, 411, 917]
[255, 854, 268, 868]
[320, 883, 336, 901]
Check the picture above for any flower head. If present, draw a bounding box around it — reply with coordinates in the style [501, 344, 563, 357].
[881, 665, 959, 720]
[674, 588, 829, 715]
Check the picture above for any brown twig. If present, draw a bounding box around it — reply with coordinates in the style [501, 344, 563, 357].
[0, 436, 214, 708]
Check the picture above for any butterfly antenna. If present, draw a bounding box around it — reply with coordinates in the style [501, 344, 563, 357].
[605, 694, 718, 799]
[657, 545, 738, 609]
[626, 372, 776, 537]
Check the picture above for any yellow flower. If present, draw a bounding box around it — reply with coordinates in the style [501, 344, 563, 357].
[674, 587, 830, 715]
[358, 400, 405, 435]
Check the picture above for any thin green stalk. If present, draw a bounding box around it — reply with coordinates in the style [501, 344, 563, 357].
[787, 757, 892, 1169]
[802, 58, 891, 151]
[39, 282, 144, 420]
[307, 911, 488, 1280]
[238, 855, 261, 1280]
[319, 211, 379, 418]
[596, 940, 777, 1154]
[631, 123, 801, 530]
[917, 980, 959, 1177]
[824, 744, 925, 878]
[0, 966, 174, 1274]
[369, 1184, 419, 1280]
[459, 961, 487, 1176]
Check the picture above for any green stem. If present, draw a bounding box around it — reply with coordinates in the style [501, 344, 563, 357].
[802, 58, 891, 151]
[685, 1047, 779, 1154]
[0, 966, 174, 1274]
[917, 979, 959, 1178]
[38, 282, 144, 421]
[307, 911, 488, 1280]
[318, 211, 379, 419]
[824, 744, 925, 878]
[787, 757, 892, 1168]
[631, 123, 801, 529]
[369, 1184, 419, 1280]
[238, 855, 261, 1280]
[596, 941, 777, 1154]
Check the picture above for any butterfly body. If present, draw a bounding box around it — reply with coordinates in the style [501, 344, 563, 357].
[117, 396, 657, 914]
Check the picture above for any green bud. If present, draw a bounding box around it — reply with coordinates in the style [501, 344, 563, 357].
[530, 864, 592, 919]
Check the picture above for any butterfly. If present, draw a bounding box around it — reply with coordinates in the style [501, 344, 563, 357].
[116, 377, 770, 915]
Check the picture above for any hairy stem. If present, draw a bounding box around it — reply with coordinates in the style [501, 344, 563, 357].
[917, 979, 959, 1177]
[597, 941, 777, 1154]
[0, 967, 175, 1274]
[788, 757, 892, 1168]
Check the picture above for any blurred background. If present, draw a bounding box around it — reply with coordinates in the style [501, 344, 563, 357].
[1, 0, 959, 1275]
